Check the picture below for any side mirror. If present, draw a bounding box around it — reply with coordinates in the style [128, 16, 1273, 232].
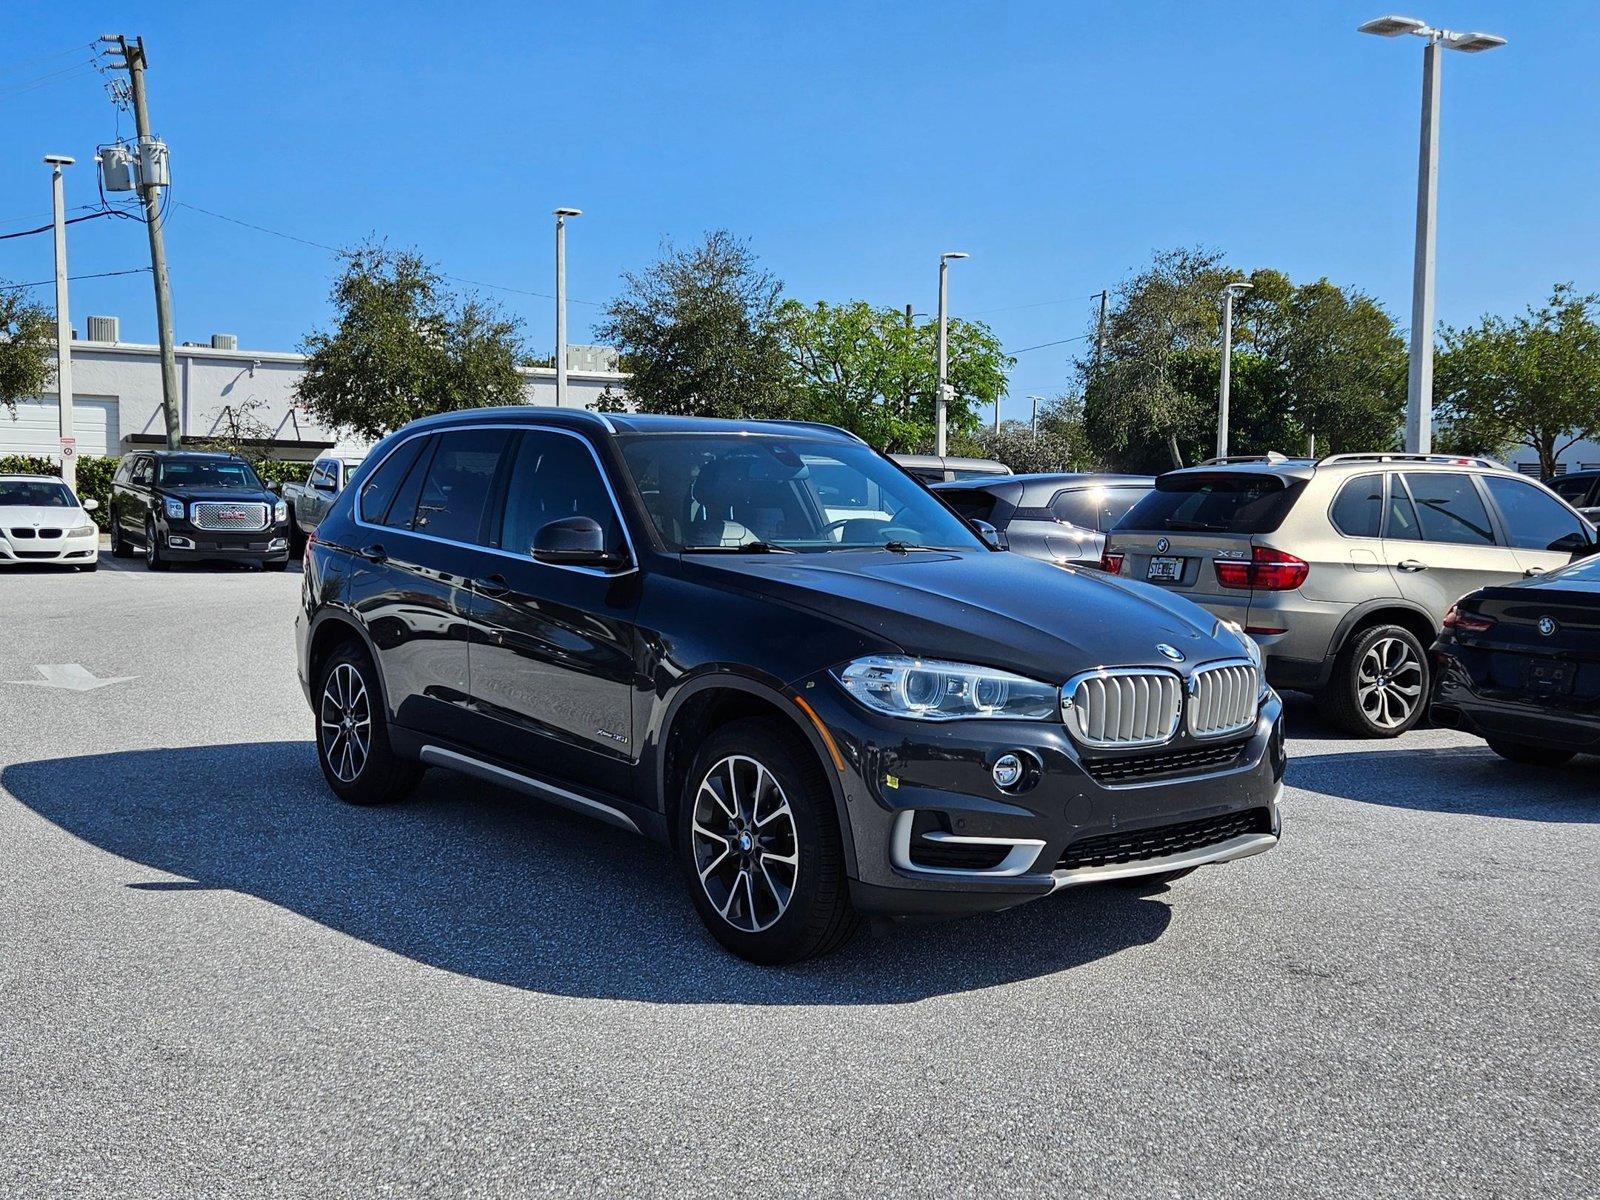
[532, 516, 626, 569]
[81, 498, 99, 512]
[972, 519, 1007, 550]
[266, 482, 280, 494]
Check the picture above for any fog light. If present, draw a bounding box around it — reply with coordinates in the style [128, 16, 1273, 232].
[992, 753, 1024, 790]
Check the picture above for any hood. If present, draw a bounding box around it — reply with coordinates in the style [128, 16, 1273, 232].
[689, 548, 1248, 683]
[0, 505, 86, 527]
[159, 485, 276, 504]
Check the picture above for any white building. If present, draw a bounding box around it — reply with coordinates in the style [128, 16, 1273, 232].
[1507, 437, 1600, 478]
[2, 315, 627, 464]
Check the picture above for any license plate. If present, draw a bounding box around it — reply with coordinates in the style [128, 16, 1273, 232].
[1146, 556, 1184, 583]
[1525, 660, 1573, 697]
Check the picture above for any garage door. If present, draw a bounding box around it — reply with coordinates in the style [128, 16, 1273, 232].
[0, 396, 120, 458]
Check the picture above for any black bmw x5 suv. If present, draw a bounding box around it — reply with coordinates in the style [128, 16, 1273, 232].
[296, 409, 1285, 962]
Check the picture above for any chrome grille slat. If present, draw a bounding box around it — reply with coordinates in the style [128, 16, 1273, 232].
[190, 501, 269, 532]
[1188, 660, 1258, 739]
[1062, 668, 1182, 749]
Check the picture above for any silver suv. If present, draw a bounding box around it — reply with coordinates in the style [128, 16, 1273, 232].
[1101, 453, 1598, 737]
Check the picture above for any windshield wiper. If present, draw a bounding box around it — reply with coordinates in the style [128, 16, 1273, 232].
[682, 541, 796, 554]
[883, 541, 946, 554]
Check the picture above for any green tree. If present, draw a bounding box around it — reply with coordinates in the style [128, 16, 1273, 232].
[0, 285, 55, 419]
[777, 299, 1012, 452]
[296, 244, 526, 441]
[595, 231, 789, 419]
[1081, 249, 1406, 472]
[1435, 284, 1600, 476]
[951, 394, 1089, 472]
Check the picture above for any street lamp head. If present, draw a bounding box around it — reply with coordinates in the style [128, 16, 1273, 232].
[941, 252, 970, 263]
[1358, 14, 1430, 37]
[42, 154, 76, 167]
[553, 207, 583, 218]
[1444, 30, 1507, 53]
[1220, 281, 1253, 299]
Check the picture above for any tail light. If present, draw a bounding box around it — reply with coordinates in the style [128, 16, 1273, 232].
[1214, 546, 1309, 591]
[1100, 549, 1124, 574]
[1443, 602, 1495, 634]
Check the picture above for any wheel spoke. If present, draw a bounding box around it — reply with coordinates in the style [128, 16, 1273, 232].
[692, 753, 801, 933]
[698, 847, 731, 882]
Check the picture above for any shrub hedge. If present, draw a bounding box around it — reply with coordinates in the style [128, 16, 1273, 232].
[0, 453, 313, 531]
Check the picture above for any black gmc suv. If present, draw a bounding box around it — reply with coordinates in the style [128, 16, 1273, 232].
[110, 450, 291, 570]
[296, 409, 1285, 962]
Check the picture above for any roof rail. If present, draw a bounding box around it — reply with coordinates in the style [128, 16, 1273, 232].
[1196, 452, 1290, 466]
[1316, 452, 1503, 469]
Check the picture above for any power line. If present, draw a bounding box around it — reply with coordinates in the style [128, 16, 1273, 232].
[175, 200, 602, 305]
[1010, 333, 1093, 355]
[0, 206, 140, 243]
[0, 42, 96, 80]
[2, 267, 152, 291]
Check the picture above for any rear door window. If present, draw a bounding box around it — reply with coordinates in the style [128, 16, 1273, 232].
[1053, 485, 1152, 532]
[410, 428, 507, 545]
[1484, 475, 1591, 552]
[1330, 473, 1384, 538]
[1116, 474, 1303, 534]
[1399, 472, 1497, 546]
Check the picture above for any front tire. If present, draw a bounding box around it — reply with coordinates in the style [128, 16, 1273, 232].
[1486, 739, 1575, 767]
[144, 519, 169, 571]
[679, 718, 859, 964]
[1318, 623, 1428, 738]
[315, 644, 422, 805]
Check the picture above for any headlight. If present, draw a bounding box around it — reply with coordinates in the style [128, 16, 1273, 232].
[163, 496, 185, 520]
[833, 655, 1059, 721]
[274, 499, 289, 522]
[68, 523, 97, 537]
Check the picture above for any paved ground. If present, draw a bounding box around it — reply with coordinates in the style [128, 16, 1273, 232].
[1, 557, 1596, 1198]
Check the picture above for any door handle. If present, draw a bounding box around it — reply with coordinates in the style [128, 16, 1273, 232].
[1396, 559, 1428, 572]
[359, 543, 387, 564]
[472, 574, 510, 597]
[1523, 567, 1547, 578]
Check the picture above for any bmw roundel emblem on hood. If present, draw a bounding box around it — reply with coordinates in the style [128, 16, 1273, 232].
[1155, 537, 1170, 553]
[1156, 643, 1185, 662]
[1538, 616, 1558, 637]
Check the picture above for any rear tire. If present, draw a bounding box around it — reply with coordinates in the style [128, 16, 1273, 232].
[1486, 739, 1575, 767]
[1318, 623, 1428, 738]
[678, 717, 859, 964]
[110, 521, 133, 558]
[288, 516, 306, 558]
[314, 643, 422, 805]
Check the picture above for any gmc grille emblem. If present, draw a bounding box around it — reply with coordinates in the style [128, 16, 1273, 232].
[220, 509, 245, 520]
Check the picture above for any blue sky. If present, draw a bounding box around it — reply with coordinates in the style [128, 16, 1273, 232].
[3, 1, 1594, 422]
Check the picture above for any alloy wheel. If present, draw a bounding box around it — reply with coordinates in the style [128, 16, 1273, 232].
[320, 662, 372, 783]
[691, 754, 800, 933]
[1357, 636, 1423, 730]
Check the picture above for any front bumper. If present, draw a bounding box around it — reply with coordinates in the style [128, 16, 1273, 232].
[0, 534, 98, 564]
[802, 681, 1286, 918]
[159, 517, 290, 562]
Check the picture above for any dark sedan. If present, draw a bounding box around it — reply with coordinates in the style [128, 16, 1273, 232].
[934, 473, 1154, 568]
[1431, 555, 1600, 765]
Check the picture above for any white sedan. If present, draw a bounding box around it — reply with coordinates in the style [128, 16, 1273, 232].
[0, 474, 101, 571]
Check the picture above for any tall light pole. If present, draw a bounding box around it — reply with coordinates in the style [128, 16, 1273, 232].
[44, 154, 76, 490]
[1029, 395, 1044, 434]
[1216, 281, 1252, 460]
[936, 251, 968, 457]
[1359, 15, 1506, 453]
[553, 207, 581, 407]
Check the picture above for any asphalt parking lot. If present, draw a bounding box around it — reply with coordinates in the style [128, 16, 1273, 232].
[2, 558, 1597, 1198]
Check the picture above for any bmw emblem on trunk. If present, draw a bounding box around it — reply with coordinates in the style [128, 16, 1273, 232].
[1156, 643, 1185, 662]
[1155, 537, 1170, 553]
[1538, 616, 1558, 637]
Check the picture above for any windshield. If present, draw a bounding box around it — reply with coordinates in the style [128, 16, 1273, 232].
[157, 459, 263, 489]
[618, 434, 985, 552]
[0, 480, 75, 507]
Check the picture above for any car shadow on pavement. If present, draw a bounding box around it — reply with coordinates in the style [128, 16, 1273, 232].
[1, 742, 1172, 1004]
[1288, 744, 1599, 823]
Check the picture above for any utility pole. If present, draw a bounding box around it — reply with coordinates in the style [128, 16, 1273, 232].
[1093, 289, 1109, 375]
[1216, 281, 1252, 460]
[1029, 394, 1043, 435]
[936, 252, 968, 458]
[553, 207, 581, 406]
[102, 34, 180, 448]
[44, 155, 76, 490]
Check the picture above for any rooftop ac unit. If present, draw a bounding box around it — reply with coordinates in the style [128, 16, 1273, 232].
[86, 315, 120, 343]
[211, 333, 238, 351]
